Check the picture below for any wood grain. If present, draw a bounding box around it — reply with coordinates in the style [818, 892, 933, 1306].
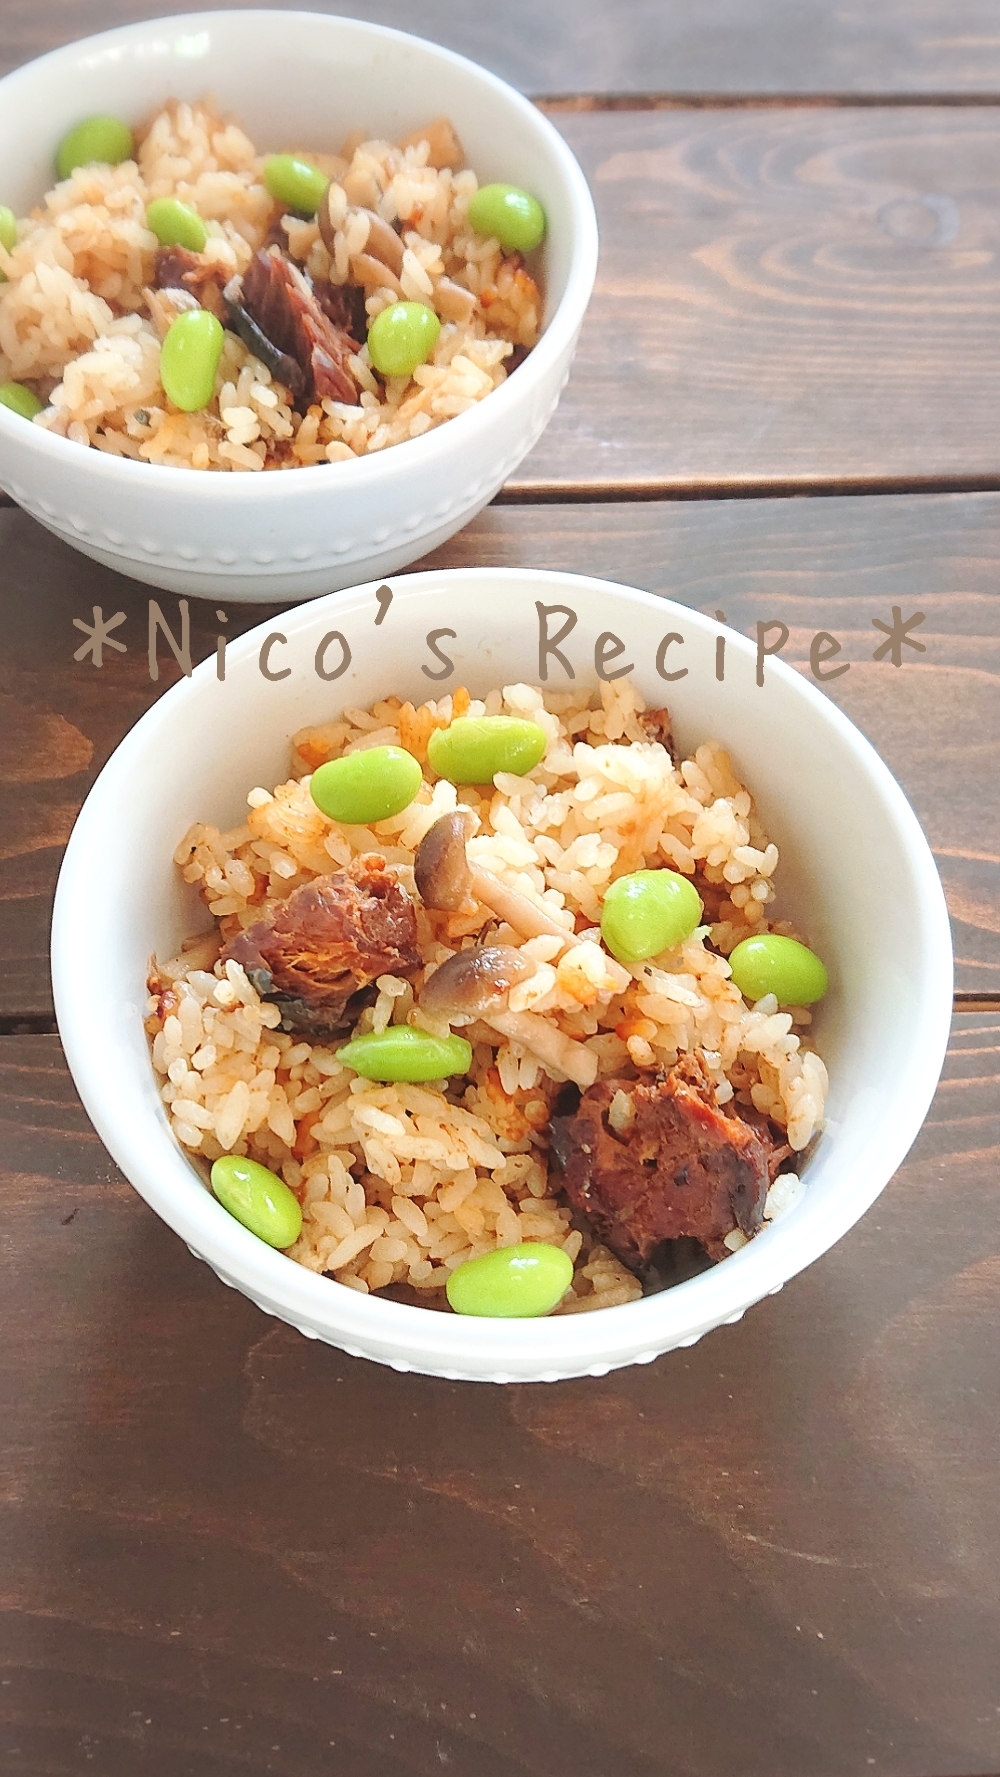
[6, 0, 1000, 96]
[3, 490, 997, 1018]
[1, 1014, 997, 1775]
[504, 106, 1000, 492]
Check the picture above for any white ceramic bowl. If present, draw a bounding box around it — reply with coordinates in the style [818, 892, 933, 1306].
[52, 571, 953, 1381]
[0, 12, 597, 600]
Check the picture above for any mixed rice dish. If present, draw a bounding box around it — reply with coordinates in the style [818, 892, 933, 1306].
[0, 100, 541, 469]
[146, 678, 829, 1317]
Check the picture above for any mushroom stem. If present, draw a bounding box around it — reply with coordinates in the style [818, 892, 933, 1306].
[468, 865, 581, 950]
[484, 1008, 598, 1091]
[353, 208, 404, 276]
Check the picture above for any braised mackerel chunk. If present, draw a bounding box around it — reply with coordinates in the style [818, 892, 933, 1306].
[223, 853, 421, 1036]
[549, 1054, 792, 1267]
[223, 249, 361, 407]
[147, 679, 829, 1315]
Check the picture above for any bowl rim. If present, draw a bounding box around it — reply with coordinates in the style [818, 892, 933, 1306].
[50, 568, 955, 1378]
[0, 8, 599, 493]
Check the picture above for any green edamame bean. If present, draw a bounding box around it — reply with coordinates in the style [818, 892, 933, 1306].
[56, 114, 134, 180]
[600, 869, 703, 965]
[0, 206, 15, 286]
[446, 1242, 573, 1318]
[146, 196, 208, 253]
[336, 1025, 473, 1083]
[310, 746, 422, 826]
[0, 206, 16, 288]
[263, 154, 328, 215]
[159, 308, 225, 412]
[467, 182, 546, 254]
[367, 301, 441, 379]
[0, 381, 43, 420]
[0, 205, 17, 282]
[728, 934, 829, 1006]
[427, 715, 547, 785]
[210, 1154, 303, 1249]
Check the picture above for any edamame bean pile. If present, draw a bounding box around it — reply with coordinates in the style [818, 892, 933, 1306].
[0, 101, 542, 468]
[147, 677, 828, 1315]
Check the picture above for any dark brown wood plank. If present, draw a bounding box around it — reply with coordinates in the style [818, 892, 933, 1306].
[4, 490, 998, 1018]
[512, 106, 1000, 492]
[6, 0, 1000, 96]
[1, 1014, 997, 1776]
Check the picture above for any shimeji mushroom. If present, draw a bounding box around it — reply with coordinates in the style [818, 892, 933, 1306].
[318, 186, 406, 297]
[419, 945, 598, 1091]
[415, 810, 583, 949]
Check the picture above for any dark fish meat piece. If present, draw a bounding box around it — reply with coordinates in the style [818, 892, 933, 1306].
[226, 248, 361, 409]
[549, 1053, 779, 1267]
[222, 853, 420, 1035]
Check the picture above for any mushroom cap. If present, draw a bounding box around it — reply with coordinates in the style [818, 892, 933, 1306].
[414, 809, 475, 912]
[419, 944, 536, 1019]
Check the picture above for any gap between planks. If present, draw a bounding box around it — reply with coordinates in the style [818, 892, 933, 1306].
[536, 92, 1000, 111]
[496, 476, 1000, 504]
[8, 474, 1000, 516]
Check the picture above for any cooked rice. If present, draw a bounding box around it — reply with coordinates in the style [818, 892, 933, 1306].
[146, 678, 827, 1311]
[0, 100, 540, 469]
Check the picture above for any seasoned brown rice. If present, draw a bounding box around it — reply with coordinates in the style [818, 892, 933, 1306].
[146, 678, 825, 1312]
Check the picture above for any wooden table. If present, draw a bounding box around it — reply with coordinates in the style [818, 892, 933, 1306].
[3, 6, 1000, 1773]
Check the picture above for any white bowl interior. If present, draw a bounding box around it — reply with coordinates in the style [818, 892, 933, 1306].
[52, 572, 953, 1379]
